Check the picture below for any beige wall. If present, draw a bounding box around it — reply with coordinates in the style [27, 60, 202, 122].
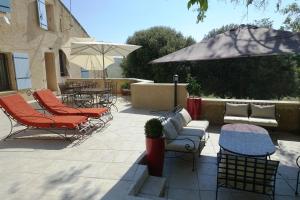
[131, 83, 300, 132]
[131, 83, 188, 111]
[0, 0, 89, 97]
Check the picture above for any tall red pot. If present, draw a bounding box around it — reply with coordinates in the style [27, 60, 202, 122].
[187, 97, 202, 120]
[146, 137, 165, 177]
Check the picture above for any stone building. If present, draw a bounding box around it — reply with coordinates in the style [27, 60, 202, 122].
[0, 0, 89, 96]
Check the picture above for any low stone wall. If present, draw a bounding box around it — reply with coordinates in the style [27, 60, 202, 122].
[66, 78, 153, 94]
[131, 82, 300, 132]
[131, 82, 188, 111]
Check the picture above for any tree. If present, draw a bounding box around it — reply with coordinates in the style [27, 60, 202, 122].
[187, 0, 282, 22]
[281, 3, 300, 32]
[203, 18, 273, 39]
[121, 26, 195, 82]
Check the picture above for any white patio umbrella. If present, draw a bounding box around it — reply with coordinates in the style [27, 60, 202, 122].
[70, 41, 142, 78]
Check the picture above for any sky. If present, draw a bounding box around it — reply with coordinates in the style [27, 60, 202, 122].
[61, 0, 297, 43]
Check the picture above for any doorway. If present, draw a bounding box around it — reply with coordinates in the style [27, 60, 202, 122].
[44, 52, 58, 91]
[0, 53, 11, 91]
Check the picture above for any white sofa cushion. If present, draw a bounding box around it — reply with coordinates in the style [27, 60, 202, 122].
[250, 104, 276, 119]
[225, 103, 249, 117]
[170, 113, 185, 132]
[165, 135, 200, 152]
[248, 117, 278, 127]
[179, 108, 192, 125]
[224, 116, 249, 124]
[180, 127, 205, 138]
[186, 120, 209, 131]
[162, 120, 178, 140]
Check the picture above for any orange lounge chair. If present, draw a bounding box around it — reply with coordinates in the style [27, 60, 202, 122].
[0, 94, 91, 140]
[32, 89, 112, 124]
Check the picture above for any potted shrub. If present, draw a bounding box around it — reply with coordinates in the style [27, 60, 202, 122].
[121, 82, 131, 96]
[144, 118, 164, 177]
[186, 75, 202, 120]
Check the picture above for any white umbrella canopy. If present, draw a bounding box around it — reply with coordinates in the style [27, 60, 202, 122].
[70, 41, 141, 79]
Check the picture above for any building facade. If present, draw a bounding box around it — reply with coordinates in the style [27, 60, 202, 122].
[0, 0, 89, 97]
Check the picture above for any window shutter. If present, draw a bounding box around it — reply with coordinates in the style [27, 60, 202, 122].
[36, 0, 48, 30]
[81, 68, 89, 78]
[0, 0, 11, 13]
[13, 53, 32, 90]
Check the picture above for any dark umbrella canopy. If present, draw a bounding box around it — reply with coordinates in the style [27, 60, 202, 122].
[150, 25, 300, 64]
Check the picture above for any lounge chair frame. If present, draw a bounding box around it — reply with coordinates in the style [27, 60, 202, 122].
[296, 155, 300, 195]
[0, 106, 92, 141]
[216, 151, 279, 200]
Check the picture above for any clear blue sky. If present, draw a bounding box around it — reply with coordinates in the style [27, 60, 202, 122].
[62, 0, 296, 43]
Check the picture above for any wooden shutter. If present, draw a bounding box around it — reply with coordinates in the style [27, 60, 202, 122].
[36, 0, 48, 30]
[13, 53, 32, 90]
[81, 68, 89, 78]
[0, 0, 11, 13]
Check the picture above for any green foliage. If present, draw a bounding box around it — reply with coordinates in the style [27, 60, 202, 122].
[281, 3, 300, 32]
[186, 75, 201, 97]
[121, 82, 130, 89]
[121, 26, 195, 82]
[144, 118, 163, 139]
[187, 0, 282, 23]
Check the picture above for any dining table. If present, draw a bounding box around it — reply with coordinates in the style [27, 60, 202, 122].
[78, 88, 111, 107]
[219, 123, 276, 157]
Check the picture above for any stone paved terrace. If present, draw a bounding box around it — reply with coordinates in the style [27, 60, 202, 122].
[0, 98, 299, 200]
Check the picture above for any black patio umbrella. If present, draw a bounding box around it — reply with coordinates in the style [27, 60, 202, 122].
[150, 25, 300, 64]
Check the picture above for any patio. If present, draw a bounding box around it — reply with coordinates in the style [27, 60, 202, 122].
[0, 98, 299, 200]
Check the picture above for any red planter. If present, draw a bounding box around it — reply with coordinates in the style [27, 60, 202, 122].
[146, 137, 165, 177]
[187, 97, 202, 120]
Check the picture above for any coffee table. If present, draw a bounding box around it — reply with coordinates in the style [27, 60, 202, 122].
[219, 123, 276, 157]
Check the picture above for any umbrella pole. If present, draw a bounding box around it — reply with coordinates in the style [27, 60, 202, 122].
[102, 53, 105, 80]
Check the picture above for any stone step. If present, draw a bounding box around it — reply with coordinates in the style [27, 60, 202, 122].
[138, 175, 166, 198]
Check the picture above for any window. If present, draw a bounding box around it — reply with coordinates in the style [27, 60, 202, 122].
[59, 50, 69, 76]
[81, 68, 89, 78]
[36, 0, 55, 31]
[0, 53, 10, 91]
[0, 0, 11, 13]
[13, 53, 32, 90]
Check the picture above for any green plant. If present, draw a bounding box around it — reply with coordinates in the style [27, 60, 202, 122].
[144, 118, 163, 139]
[186, 75, 201, 97]
[121, 82, 130, 90]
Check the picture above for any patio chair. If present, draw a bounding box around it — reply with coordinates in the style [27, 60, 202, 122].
[58, 83, 74, 103]
[216, 151, 279, 200]
[162, 119, 204, 171]
[296, 155, 300, 195]
[100, 82, 118, 111]
[32, 89, 112, 124]
[0, 94, 91, 140]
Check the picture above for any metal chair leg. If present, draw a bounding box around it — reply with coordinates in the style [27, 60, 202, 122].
[296, 170, 299, 195]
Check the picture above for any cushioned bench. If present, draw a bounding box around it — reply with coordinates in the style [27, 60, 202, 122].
[224, 102, 278, 127]
[161, 108, 209, 170]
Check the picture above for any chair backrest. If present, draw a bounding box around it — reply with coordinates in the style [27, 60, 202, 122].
[0, 94, 43, 124]
[217, 152, 279, 196]
[33, 89, 66, 111]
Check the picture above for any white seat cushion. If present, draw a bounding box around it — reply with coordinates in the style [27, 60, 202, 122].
[165, 135, 200, 152]
[178, 108, 192, 126]
[224, 116, 249, 124]
[186, 120, 209, 131]
[179, 127, 205, 138]
[162, 120, 178, 140]
[248, 117, 278, 127]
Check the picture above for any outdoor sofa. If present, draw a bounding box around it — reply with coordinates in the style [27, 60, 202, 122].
[0, 94, 92, 140]
[161, 107, 209, 170]
[224, 102, 278, 127]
